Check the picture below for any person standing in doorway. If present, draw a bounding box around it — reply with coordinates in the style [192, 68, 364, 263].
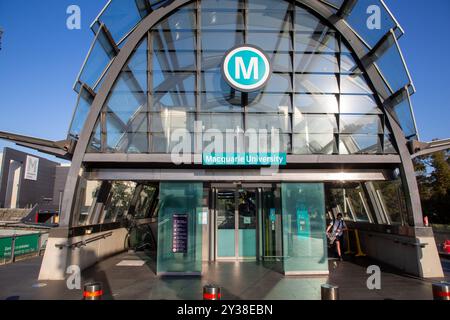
[326, 213, 348, 261]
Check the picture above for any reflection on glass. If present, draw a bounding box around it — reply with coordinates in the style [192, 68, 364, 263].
[340, 115, 382, 134]
[157, 182, 203, 274]
[217, 190, 236, 258]
[294, 94, 339, 114]
[339, 135, 382, 154]
[293, 133, 337, 155]
[295, 74, 339, 93]
[281, 183, 328, 274]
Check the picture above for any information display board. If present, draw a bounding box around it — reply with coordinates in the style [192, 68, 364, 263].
[172, 214, 188, 254]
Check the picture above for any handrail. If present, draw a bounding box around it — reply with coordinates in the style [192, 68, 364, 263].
[55, 232, 113, 250]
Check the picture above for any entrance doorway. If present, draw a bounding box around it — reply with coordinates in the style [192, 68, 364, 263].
[215, 187, 258, 260]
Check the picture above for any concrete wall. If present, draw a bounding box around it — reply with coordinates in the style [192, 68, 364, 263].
[38, 228, 128, 281]
[51, 166, 70, 211]
[357, 229, 444, 278]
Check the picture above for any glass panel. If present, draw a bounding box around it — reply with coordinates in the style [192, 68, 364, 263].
[200, 92, 243, 112]
[248, 10, 292, 32]
[264, 74, 292, 93]
[391, 94, 417, 139]
[281, 183, 328, 274]
[376, 39, 411, 94]
[217, 190, 236, 258]
[295, 74, 339, 94]
[238, 189, 257, 258]
[87, 120, 101, 153]
[248, 0, 290, 11]
[202, 71, 235, 92]
[340, 115, 383, 134]
[246, 133, 291, 154]
[384, 134, 397, 154]
[78, 27, 116, 91]
[153, 92, 196, 112]
[157, 182, 203, 274]
[106, 113, 148, 153]
[339, 135, 382, 154]
[202, 11, 244, 30]
[153, 71, 196, 92]
[150, 111, 195, 132]
[293, 133, 337, 155]
[247, 31, 292, 52]
[295, 8, 329, 33]
[202, 0, 244, 10]
[153, 30, 196, 51]
[102, 181, 136, 223]
[133, 185, 158, 219]
[247, 94, 291, 113]
[293, 114, 338, 133]
[202, 31, 244, 51]
[373, 180, 408, 225]
[153, 51, 196, 72]
[340, 95, 382, 114]
[246, 114, 291, 133]
[295, 33, 338, 53]
[341, 74, 373, 94]
[345, 0, 397, 49]
[294, 94, 339, 113]
[73, 179, 102, 226]
[341, 53, 359, 74]
[345, 183, 372, 223]
[69, 87, 94, 139]
[95, 0, 142, 43]
[198, 113, 243, 132]
[151, 131, 193, 154]
[155, 8, 196, 31]
[261, 186, 283, 259]
[268, 52, 292, 72]
[296, 53, 339, 73]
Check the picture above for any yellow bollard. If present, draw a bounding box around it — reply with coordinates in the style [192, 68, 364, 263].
[345, 230, 354, 255]
[354, 230, 366, 257]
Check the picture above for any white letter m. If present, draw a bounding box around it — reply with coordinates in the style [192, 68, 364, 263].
[235, 57, 259, 80]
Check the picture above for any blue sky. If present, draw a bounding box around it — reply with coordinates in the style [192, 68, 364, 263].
[0, 0, 449, 163]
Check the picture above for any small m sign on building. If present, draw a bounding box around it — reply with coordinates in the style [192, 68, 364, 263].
[222, 45, 271, 92]
[24, 156, 39, 181]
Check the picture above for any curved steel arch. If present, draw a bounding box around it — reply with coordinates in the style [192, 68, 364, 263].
[58, 0, 423, 230]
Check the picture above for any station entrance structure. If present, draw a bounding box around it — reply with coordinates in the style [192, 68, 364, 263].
[0, 0, 447, 279]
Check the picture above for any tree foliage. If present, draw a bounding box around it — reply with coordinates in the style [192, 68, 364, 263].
[414, 150, 450, 224]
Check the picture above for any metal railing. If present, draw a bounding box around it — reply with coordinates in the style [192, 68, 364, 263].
[55, 232, 113, 250]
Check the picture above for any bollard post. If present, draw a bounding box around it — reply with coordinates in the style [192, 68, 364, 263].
[203, 284, 221, 300]
[432, 282, 450, 301]
[83, 282, 103, 300]
[321, 284, 339, 300]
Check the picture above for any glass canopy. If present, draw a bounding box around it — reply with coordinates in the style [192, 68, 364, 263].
[83, 0, 402, 156]
[69, 0, 419, 142]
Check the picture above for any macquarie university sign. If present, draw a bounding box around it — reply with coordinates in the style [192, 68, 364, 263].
[201, 46, 286, 167]
[222, 45, 271, 92]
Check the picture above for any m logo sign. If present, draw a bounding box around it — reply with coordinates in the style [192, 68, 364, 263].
[222, 45, 271, 92]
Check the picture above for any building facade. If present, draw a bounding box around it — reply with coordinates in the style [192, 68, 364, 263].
[0, 147, 67, 212]
[0, 0, 445, 280]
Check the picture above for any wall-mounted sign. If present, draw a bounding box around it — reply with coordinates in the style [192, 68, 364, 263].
[24, 156, 39, 181]
[203, 153, 286, 166]
[172, 214, 188, 254]
[222, 45, 272, 92]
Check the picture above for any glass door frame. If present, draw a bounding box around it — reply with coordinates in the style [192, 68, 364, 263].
[212, 183, 273, 262]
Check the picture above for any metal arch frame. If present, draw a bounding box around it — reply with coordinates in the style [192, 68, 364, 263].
[57, 0, 424, 231]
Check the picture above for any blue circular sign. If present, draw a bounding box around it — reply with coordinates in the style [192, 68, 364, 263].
[222, 45, 272, 92]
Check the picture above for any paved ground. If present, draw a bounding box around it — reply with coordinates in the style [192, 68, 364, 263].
[1, 252, 448, 300]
